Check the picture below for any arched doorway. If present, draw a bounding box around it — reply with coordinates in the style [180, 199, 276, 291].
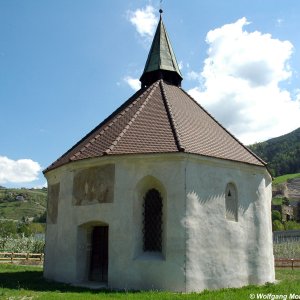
[89, 225, 108, 282]
[77, 221, 109, 283]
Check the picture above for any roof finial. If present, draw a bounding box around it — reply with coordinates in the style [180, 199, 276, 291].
[159, 0, 163, 15]
[140, 1, 183, 88]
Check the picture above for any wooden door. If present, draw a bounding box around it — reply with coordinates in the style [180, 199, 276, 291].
[89, 226, 108, 282]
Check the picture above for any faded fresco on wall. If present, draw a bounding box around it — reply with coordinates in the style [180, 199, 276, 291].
[73, 164, 114, 205]
[47, 183, 60, 224]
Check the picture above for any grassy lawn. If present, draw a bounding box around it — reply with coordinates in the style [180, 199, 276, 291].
[0, 265, 300, 299]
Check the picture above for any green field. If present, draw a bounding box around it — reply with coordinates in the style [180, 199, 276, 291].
[0, 264, 300, 300]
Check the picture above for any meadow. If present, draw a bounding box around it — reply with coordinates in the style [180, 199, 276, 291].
[0, 264, 300, 300]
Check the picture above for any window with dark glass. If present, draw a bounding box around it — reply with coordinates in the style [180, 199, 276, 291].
[143, 189, 163, 252]
[225, 183, 238, 222]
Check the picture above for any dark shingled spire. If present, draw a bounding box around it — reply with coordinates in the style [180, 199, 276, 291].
[140, 12, 183, 88]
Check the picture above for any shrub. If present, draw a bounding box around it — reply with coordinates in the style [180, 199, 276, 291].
[284, 221, 300, 230]
[28, 223, 45, 234]
[273, 220, 284, 231]
[0, 220, 45, 238]
[282, 197, 290, 206]
[272, 210, 282, 221]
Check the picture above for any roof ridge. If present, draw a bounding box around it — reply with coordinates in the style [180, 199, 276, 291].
[104, 81, 160, 154]
[160, 80, 184, 152]
[161, 21, 182, 77]
[43, 88, 150, 172]
[179, 87, 267, 166]
[69, 86, 156, 160]
[45, 80, 268, 173]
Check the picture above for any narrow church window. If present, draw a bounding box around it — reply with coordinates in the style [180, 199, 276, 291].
[225, 183, 238, 222]
[143, 189, 163, 252]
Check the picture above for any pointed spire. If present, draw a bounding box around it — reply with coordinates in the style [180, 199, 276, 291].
[140, 10, 183, 88]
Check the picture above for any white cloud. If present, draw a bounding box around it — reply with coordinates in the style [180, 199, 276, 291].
[188, 17, 300, 144]
[187, 70, 201, 81]
[124, 76, 140, 91]
[0, 156, 42, 184]
[127, 5, 158, 39]
[33, 182, 48, 189]
[178, 61, 184, 70]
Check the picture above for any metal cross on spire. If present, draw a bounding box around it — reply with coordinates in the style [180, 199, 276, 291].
[159, 0, 163, 14]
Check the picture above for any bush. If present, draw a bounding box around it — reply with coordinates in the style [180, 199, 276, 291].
[27, 223, 45, 234]
[33, 211, 46, 223]
[284, 221, 300, 230]
[0, 220, 45, 238]
[272, 210, 282, 222]
[273, 220, 284, 231]
[282, 197, 290, 206]
[17, 222, 32, 237]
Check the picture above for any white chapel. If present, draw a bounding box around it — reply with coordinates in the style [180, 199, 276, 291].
[43, 11, 275, 292]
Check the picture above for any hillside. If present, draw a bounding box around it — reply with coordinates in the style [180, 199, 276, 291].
[248, 127, 300, 176]
[0, 187, 47, 222]
[271, 173, 300, 230]
[273, 173, 300, 201]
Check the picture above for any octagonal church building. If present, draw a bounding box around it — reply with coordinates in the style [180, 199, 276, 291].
[43, 12, 275, 292]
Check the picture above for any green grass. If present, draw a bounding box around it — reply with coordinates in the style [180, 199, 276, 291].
[273, 173, 300, 185]
[0, 264, 300, 299]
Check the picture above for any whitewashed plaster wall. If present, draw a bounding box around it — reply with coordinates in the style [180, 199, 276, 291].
[184, 155, 275, 291]
[44, 154, 186, 291]
[44, 153, 274, 292]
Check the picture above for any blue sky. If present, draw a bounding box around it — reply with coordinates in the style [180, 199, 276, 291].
[1, 0, 300, 188]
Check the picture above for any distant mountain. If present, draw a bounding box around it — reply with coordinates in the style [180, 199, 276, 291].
[248, 127, 300, 176]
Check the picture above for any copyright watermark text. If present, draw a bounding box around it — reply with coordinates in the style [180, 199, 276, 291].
[249, 294, 300, 300]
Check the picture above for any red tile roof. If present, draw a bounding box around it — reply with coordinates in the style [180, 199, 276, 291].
[44, 80, 265, 173]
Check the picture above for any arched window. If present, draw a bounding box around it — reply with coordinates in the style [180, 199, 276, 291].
[225, 183, 238, 222]
[143, 189, 163, 252]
